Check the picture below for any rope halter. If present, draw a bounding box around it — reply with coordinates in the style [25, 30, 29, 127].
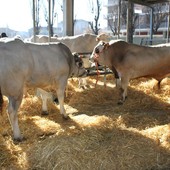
[93, 41, 109, 87]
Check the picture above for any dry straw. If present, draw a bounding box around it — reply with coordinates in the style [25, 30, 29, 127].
[0, 76, 170, 170]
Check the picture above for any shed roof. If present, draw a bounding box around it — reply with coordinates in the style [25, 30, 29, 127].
[129, 0, 170, 6]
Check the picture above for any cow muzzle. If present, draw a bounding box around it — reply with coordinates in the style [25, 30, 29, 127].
[94, 53, 99, 62]
[89, 53, 99, 63]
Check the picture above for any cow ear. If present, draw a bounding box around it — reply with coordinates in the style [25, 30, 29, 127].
[104, 43, 110, 50]
[106, 43, 110, 48]
[96, 37, 99, 41]
[73, 52, 79, 62]
[102, 41, 105, 45]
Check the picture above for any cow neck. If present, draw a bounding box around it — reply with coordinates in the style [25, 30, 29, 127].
[69, 56, 75, 78]
[93, 48, 105, 86]
[69, 55, 80, 78]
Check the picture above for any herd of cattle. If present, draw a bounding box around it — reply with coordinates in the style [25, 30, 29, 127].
[0, 33, 170, 141]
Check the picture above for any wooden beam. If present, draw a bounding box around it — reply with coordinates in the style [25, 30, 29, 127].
[145, 0, 170, 3]
[127, 0, 133, 43]
[63, 0, 74, 36]
[128, 0, 151, 6]
[48, 0, 51, 42]
[128, 0, 170, 6]
[33, 0, 36, 42]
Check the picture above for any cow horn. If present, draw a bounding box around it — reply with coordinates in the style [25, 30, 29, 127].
[104, 43, 110, 50]
[96, 37, 100, 41]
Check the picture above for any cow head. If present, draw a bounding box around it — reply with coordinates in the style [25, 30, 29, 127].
[71, 52, 87, 77]
[90, 41, 109, 64]
[73, 52, 83, 68]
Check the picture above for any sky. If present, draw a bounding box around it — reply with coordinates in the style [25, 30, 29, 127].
[0, 0, 32, 31]
[0, 0, 107, 32]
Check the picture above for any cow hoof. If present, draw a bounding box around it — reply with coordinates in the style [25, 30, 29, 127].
[117, 101, 124, 105]
[79, 86, 85, 90]
[53, 98, 59, 104]
[13, 138, 22, 143]
[13, 136, 26, 143]
[62, 114, 70, 120]
[41, 111, 49, 116]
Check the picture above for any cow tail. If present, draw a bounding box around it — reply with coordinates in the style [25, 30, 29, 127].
[0, 87, 4, 114]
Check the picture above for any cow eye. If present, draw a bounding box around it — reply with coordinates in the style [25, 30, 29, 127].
[95, 48, 99, 54]
[78, 62, 83, 67]
[76, 61, 83, 68]
[75, 57, 79, 63]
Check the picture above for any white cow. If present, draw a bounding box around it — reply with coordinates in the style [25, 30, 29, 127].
[0, 39, 86, 141]
[30, 33, 98, 53]
[29, 33, 114, 68]
[96, 33, 114, 42]
[29, 33, 113, 89]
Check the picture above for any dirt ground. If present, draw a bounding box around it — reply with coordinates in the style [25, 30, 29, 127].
[0, 75, 170, 170]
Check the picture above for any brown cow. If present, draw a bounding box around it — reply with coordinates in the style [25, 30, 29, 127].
[90, 40, 170, 104]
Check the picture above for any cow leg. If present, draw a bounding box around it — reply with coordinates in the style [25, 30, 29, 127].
[115, 78, 121, 87]
[23, 86, 27, 97]
[36, 88, 53, 115]
[41, 96, 48, 115]
[56, 78, 68, 119]
[7, 94, 23, 141]
[157, 80, 161, 89]
[117, 77, 129, 105]
[78, 78, 87, 89]
[154, 79, 162, 90]
[78, 78, 83, 89]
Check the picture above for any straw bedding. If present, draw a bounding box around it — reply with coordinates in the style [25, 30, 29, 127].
[0, 76, 170, 170]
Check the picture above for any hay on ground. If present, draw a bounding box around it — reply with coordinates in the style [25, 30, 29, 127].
[0, 76, 170, 170]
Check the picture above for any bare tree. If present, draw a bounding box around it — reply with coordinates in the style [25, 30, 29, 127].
[121, 0, 127, 27]
[121, 1, 139, 34]
[88, 0, 101, 35]
[107, 15, 117, 35]
[106, 3, 119, 35]
[33, 0, 41, 35]
[106, 0, 139, 36]
[43, 0, 58, 36]
[143, 3, 168, 34]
